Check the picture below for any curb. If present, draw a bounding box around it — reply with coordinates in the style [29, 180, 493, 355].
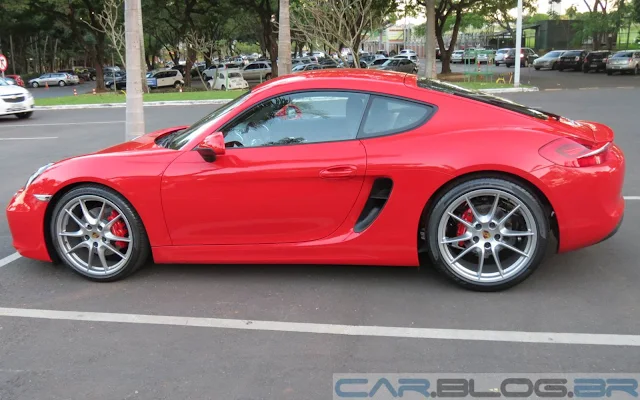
[478, 87, 540, 94]
[35, 99, 233, 110]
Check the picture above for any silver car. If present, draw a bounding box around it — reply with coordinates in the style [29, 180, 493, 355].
[533, 50, 566, 70]
[494, 48, 510, 66]
[242, 61, 272, 81]
[28, 72, 74, 88]
[606, 50, 640, 75]
[450, 50, 464, 64]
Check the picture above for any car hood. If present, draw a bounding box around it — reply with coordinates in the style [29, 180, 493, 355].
[0, 85, 29, 95]
[94, 125, 189, 154]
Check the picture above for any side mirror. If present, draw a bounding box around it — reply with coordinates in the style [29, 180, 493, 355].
[196, 131, 225, 162]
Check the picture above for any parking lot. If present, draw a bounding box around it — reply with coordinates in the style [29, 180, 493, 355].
[1, 88, 640, 399]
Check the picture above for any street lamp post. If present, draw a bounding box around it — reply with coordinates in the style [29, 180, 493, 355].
[514, 0, 523, 87]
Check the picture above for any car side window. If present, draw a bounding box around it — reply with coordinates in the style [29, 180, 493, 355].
[219, 73, 224, 79]
[222, 91, 369, 148]
[359, 96, 434, 139]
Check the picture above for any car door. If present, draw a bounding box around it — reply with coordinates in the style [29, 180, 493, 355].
[242, 64, 255, 80]
[161, 91, 370, 245]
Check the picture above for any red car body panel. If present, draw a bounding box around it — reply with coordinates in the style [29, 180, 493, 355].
[6, 69, 625, 267]
[5, 75, 25, 87]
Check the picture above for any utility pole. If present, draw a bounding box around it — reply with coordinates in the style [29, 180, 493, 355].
[125, 0, 145, 141]
[424, 0, 436, 79]
[514, 0, 523, 87]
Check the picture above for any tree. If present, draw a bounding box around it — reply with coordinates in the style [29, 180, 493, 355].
[236, 0, 279, 74]
[634, 0, 640, 21]
[424, 0, 437, 79]
[291, 0, 394, 67]
[125, 0, 145, 140]
[475, 0, 536, 37]
[277, 0, 292, 75]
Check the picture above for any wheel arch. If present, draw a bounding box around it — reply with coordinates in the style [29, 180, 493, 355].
[417, 169, 558, 257]
[43, 180, 151, 263]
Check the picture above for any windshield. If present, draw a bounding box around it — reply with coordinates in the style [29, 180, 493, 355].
[417, 79, 550, 120]
[545, 51, 564, 57]
[162, 92, 252, 150]
[292, 64, 306, 71]
[497, 49, 509, 54]
[383, 59, 399, 66]
[229, 72, 242, 78]
[0, 78, 9, 86]
[613, 52, 633, 58]
[563, 51, 581, 57]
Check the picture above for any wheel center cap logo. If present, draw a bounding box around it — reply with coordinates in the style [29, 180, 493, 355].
[91, 232, 100, 239]
[482, 231, 491, 239]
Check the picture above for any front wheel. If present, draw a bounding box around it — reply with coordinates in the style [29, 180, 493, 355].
[264, 73, 272, 80]
[16, 111, 33, 119]
[174, 81, 182, 88]
[32, 82, 39, 88]
[607, 70, 613, 75]
[635, 65, 639, 75]
[58, 80, 66, 87]
[425, 178, 549, 291]
[50, 185, 150, 282]
[534, 67, 540, 70]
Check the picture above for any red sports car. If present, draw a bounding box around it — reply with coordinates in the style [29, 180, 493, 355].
[6, 70, 625, 290]
[5, 74, 25, 87]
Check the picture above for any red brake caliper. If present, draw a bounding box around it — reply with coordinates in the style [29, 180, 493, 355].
[456, 208, 474, 246]
[107, 211, 129, 249]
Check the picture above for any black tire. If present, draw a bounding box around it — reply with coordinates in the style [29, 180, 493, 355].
[174, 81, 182, 88]
[551, 62, 557, 70]
[265, 73, 272, 80]
[534, 67, 540, 70]
[506, 64, 511, 68]
[31, 82, 39, 88]
[635, 65, 639, 75]
[425, 177, 549, 291]
[15, 111, 33, 119]
[583, 66, 589, 73]
[58, 80, 66, 87]
[558, 68, 564, 71]
[221, 85, 226, 91]
[49, 185, 150, 282]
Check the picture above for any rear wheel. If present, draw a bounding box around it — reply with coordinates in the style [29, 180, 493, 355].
[426, 178, 549, 291]
[58, 80, 66, 87]
[174, 81, 182, 88]
[635, 65, 639, 75]
[32, 82, 39, 88]
[221, 85, 226, 91]
[265, 73, 272, 80]
[534, 67, 540, 70]
[607, 70, 613, 75]
[50, 185, 150, 282]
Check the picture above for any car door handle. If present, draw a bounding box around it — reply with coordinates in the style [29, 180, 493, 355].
[319, 165, 358, 179]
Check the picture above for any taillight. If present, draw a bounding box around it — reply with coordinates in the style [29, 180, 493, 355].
[539, 138, 611, 168]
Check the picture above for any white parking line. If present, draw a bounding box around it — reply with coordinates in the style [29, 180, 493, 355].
[0, 137, 58, 140]
[0, 121, 124, 128]
[0, 253, 21, 268]
[0, 306, 639, 346]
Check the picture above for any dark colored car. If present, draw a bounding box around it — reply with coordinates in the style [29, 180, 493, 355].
[504, 48, 538, 67]
[556, 50, 587, 71]
[583, 51, 611, 73]
[105, 71, 126, 90]
[5, 74, 25, 86]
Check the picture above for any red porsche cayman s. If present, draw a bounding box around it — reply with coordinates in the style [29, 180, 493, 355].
[6, 69, 625, 290]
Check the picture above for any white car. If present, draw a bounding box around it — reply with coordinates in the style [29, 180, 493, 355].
[494, 48, 511, 66]
[451, 50, 464, 63]
[0, 78, 34, 119]
[145, 69, 185, 89]
[207, 70, 249, 91]
[399, 49, 417, 56]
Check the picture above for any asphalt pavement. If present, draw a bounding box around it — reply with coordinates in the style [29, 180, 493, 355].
[1, 90, 639, 400]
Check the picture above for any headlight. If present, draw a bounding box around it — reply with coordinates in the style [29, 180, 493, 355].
[25, 163, 53, 188]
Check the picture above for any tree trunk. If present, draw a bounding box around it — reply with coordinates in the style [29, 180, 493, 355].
[277, 0, 292, 76]
[10, 35, 16, 75]
[125, 0, 145, 141]
[424, 0, 437, 79]
[185, 47, 196, 86]
[437, 9, 463, 74]
[95, 33, 106, 90]
[52, 38, 58, 72]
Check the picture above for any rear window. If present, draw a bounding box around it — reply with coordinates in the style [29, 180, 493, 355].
[497, 49, 509, 54]
[613, 52, 633, 58]
[360, 96, 434, 138]
[563, 51, 582, 57]
[417, 79, 550, 120]
[546, 51, 563, 57]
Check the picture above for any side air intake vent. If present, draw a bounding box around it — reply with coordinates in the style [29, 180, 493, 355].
[354, 178, 393, 233]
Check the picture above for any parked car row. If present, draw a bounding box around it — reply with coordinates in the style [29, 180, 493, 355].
[518, 48, 640, 75]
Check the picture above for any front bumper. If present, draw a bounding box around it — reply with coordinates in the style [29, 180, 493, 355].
[0, 96, 35, 116]
[6, 189, 52, 262]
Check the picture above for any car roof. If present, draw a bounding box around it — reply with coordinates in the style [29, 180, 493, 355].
[251, 69, 408, 94]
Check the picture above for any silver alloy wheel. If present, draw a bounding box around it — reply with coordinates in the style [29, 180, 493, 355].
[437, 189, 538, 284]
[55, 195, 133, 277]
